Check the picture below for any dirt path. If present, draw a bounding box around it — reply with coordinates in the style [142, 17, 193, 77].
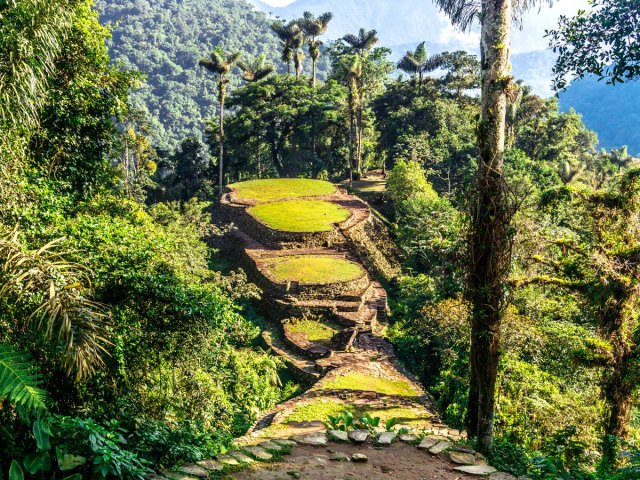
[229, 442, 482, 480]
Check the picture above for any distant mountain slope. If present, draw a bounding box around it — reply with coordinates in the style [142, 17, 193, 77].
[259, 0, 463, 49]
[96, 0, 284, 151]
[559, 77, 640, 155]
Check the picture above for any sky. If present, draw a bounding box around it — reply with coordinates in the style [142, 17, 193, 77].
[260, 0, 591, 53]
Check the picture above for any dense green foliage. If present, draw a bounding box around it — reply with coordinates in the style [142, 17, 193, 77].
[0, 1, 288, 477]
[94, 0, 283, 151]
[3, 0, 640, 478]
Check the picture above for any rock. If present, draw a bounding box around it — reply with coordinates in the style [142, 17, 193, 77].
[273, 439, 297, 448]
[376, 432, 397, 445]
[215, 455, 240, 466]
[489, 473, 517, 480]
[399, 433, 419, 443]
[328, 430, 349, 442]
[287, 472, 302, 479]
[163, 472, 198, 480]
[243, 446, 273, 461]
[259, 441, 284, 452]
[448, 451, 477, 465]
[227, 451, 256, 464]
[330, 452, 350, 462]
[454, 465, 498, 475]
[348, 430, 369, 443]
[429, 440, 452, 454]
[175, 464, 209, 477]
[453, 446, 476, 454]
[291, 433, 327, 446]
[417, 436, 440, 450]
[351, 453, 368, 462]
[196, 459, 223, 472]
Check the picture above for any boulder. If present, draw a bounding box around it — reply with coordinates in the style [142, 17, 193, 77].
[348, 430, 369, 443]
[376, 432, 397, 445]
[454, 465, 498, 475]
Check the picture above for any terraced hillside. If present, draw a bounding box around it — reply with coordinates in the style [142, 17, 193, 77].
[154, 179, 519, 479]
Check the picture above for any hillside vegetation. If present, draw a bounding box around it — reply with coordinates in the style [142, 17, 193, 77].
[95, 0, 283, 151]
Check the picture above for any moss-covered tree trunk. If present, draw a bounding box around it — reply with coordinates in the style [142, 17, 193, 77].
[465, 0, 513, 453]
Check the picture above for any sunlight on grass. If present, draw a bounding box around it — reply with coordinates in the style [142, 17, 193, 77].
[321, 373, 419, 397]
[287, 318, 339, 343]
[249, 199, 350, 232]
[264, 255, 364, 283]
[229, 178, 336, 203]
[284, 400, 355, 423]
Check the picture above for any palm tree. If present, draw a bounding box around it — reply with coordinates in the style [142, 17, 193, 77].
[271, 21, 305, 77]
[434, 0, 552, 452]
[0, 230, 110, 382]
[238, 54, 274, 83]
[199, 47, 241, 191]
[397, 42, 444, 93]
[299, 11, 333, 88]
[347, 55, 362, 184]
[343, 29, 379, 179]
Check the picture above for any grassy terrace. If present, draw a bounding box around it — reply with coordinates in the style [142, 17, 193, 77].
[287, 318, 340, 344]
[248, 199, 350, 232]
[229, 178, 336, 203]
[321, 373, 419, 397]
[264, 255, 364, 284]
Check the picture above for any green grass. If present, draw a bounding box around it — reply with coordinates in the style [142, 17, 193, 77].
[229, 178, 336, 203]
[321, 373, 419, 397]
[264, 255, 364, 284]
[287, 318, 339, 343]
[282, 401, 432, 429]
[249, 199, 350, 232]
[284, 400, 355, 423]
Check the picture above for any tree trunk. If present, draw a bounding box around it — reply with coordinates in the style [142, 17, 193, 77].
[465, 0, 513, 453]
[601, 299, 635, 465]
[219, 93, 225, 191]
[312, 58, 317, 88]
[348, 92, 356, 184]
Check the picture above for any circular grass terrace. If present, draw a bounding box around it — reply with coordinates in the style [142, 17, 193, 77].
[229, 178, 337, 203]
[263, 255, 365, 284]
[248, 199, 350, 233]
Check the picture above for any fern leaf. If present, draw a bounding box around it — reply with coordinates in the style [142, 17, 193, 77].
[0, 344, 48, 412]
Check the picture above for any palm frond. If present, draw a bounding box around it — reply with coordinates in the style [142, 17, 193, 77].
[0, 344, 48, 412]
[432, 0, 481, 31]
[0, 229, 111, 381]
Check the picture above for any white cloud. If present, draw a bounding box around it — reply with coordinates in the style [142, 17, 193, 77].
[259, 0, 296, 6]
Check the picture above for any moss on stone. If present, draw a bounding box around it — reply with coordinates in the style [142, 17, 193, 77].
[230, 179, 336, 203]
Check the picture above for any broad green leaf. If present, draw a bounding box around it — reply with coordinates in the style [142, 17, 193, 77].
[8, 460, 24, 480]
[23, 451, 51, 474]
[33, 419, 51, 450]
[58, 454, 86, 471]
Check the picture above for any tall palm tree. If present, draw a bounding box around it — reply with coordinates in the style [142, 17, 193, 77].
[434, 0, 553, 452]
[343, 29, 379, 178]
[299, 11, 333, 88]
[271, 21, 304, 77]
[397, 42, 444, 93]
[237, 54, 274, 83]
[347, 55, 362, 184]
[199, 47, 241, 191]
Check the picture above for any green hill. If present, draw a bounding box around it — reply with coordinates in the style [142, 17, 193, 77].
[95, 0, 284, 151]
[559, 76, 640, 155]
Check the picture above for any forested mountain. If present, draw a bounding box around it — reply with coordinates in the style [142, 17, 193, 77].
[95, 0, 285, 151]
[559, 76, 640, 155]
